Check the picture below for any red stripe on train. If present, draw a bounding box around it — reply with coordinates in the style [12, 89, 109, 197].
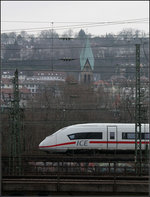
[89, 141, 149, 144]
[39, 140, 149, 149]
[39, 141, 76, 148]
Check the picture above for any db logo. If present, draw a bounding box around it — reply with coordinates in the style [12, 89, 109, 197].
[77, 140, 88, 146]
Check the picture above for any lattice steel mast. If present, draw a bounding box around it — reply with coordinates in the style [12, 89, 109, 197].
[135, 44, 142, 175]
[9, 69, 22, 175]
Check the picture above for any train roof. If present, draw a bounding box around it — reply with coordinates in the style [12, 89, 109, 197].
[60, 123, 149, 131]
[67, 123, 149, 128]
[53, 123, 149, 135]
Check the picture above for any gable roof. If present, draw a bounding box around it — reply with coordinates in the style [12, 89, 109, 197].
[80, 37, 94, 71]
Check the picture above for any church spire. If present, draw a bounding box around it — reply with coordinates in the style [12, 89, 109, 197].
[80, 36, 94, 84]
[80, 36, 94, 71]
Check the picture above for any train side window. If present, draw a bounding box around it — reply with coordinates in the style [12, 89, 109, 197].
[122, 133, 127, 139]
[142, 133, 150, 140]
[110, 132, 115, 139]
[127, 133, 135, 139]
[87, 132, 102, 139]
[122, 132, 135, 139]
[68, 132, 103, 140]
[145, 133, 150, 140]
[75, 133, 88, 139]
[122, 132, 150, 140]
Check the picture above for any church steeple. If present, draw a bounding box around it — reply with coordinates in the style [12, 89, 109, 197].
[80, 37, 94, 84]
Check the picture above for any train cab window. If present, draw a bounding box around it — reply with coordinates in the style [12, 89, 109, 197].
[68, 132, 102, 140]
[68, 134, 75, 140]
[110, 132, 115, 139]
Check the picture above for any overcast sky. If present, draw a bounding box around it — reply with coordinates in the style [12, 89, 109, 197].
[1, 1, 149, 36]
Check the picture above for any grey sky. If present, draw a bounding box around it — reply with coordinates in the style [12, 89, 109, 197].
[1, 1, 149, 36]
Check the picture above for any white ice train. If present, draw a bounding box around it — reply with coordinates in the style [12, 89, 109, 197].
[39, 123, 149, 153]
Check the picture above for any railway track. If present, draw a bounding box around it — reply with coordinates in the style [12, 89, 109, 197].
[2, 153, 137, 162]
[3, 175, 149, 180]
[2, 179, 148, 186]
[2, 176, 149, 195]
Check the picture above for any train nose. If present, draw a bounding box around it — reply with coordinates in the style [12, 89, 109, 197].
[39, 135, 56, 151]
[39, 140, 44, 148]
[39, 139, 46, 149]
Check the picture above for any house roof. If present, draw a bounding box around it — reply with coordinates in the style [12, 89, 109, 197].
[20, 87, 31, 93]
[1, 78, 12, 84]
[94, 80, 110, 86]
[1, 88, 13, 94]
[33, 71, 66, 77]
[1, 78, 23, 85]
[1, 87, 30, 94]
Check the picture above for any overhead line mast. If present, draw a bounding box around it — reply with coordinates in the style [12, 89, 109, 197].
[51, 22, 54, 71]
[9, 69, 23, 175]
[135, 43, 143, 175]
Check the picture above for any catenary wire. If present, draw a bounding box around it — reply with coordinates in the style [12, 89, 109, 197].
[1, 18, 148, 33]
